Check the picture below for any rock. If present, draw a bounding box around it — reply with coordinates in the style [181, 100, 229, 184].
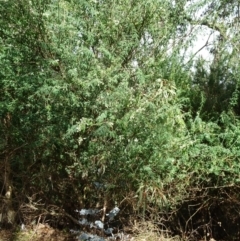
[78, 232, 106, 241]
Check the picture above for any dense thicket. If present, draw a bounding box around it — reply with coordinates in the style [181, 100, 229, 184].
[1, 0, 240, 240]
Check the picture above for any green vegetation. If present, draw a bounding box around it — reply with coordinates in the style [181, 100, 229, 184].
[1, 0, 240, 240]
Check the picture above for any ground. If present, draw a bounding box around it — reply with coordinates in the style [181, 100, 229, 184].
[0, 224, 75, 241]
[0, 222, 182, 241]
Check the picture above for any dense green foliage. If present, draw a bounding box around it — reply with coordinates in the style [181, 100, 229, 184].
[1, 0, 240, 239]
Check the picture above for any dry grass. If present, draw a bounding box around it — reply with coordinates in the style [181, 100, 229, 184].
[130, 220, 181, 241]
[0, 224, 74, 241]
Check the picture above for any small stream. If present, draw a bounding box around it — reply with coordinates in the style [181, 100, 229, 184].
[71, 207, 130, 241]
